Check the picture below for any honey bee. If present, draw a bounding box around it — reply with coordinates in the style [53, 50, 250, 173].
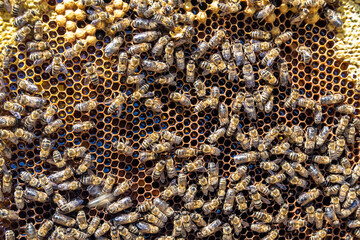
[234, 176, 251, 192]
[253, 90, 264, 111]
[260, 85, 273, 106]
[320, 93, 344, 106]
[24, 187, 48, 203]
[240, 62, 255, 89]
[145, 98, 164, 114]
[19, 171, 40, 188]
[250, 30, 272, 41]
[0, 129, 17, 144]
[324, 206, 340, 227]
[113, 138, 134, 156]
[142, 59, 169, 72]
[177, 172, 187, 196]
[112, 180, 131, 197]
[324, 8, 343, 27]
[243, 93, 257, 120]
[154, 73, 176, 86]
[260, 68, 278, 86]
[26, 41, 49, 52]
[345, 124, 356, 144]
[315, 125, 331, 148]
[210, 53, 227, 72]
[208, 29, 226, 49]
[152, 142, 172, 154]
[291, 8, 310, 25]
[117, 51, 128, 75]
[312, 155, 330, 165]
[191, 213, 207, 227]
[133, 31, 161, 45]
[223, 188, 235, 214]
[183, 157, 206, 173]
[113, 212, 141, 226]
[139, 151, 157, 162]
[164, 41, 174, 65]
[161, 130, 182, 145]
[74, 99, 97, 112]
[284, 88, 299, 109]
[336, 104, 355, 114]
[107, 196, 132, 214]
[49, 166, 74, 184]
[251, 223, 271, 233]
[221, 223, 233, 240]
[80, 0, 106, 6]
[18, 78, 41, 93]
[234, 192, 248, 212]
[72, 121, 95, 133]
[255, 3, 275, 19]
[272, 203, 288, 224]
[236, 129, 251, 150]
[29, 50, 53, 65]
[151, 35, 170, 56]
[88, 9, 110, 25]
[170, 92, 191, 107]
[94, 222, 111, 238]
[58, 197, 84, 214]
[126, 55, 141, 76]
[216, 177, 227, 200]
[39, 138, 54, 160]
[221, 39, 231, 61]
[37, 219, 53, 238]
[200, 61, 218, 75]
[153, 197, 174, 218]
[56, 180, 82, 191]
[146, 160, 166, 182]
[327, 165, 344, 175]
[25, 222, 39, 240]
[197, 219, 222, 238]
[17, 95, 46, 108]
[184, 199, 204, 210]
[87, 216, 101, 235]
[193, 79, 206, 98]
[304, 127, 316, 154]
[13, 185, 25, 210]
[164, 157, 177, 180]
[173, 216, 186, 237]
[296, 46, 312, 64]
[268, 186, 283, 205]
[45, 54, 67, 76]
[261, 48, 280, 67]
[106, 92, 127, 117]
[226, 60, 238, 81]
[0, 209, 19, 221]
[132, 18, 158, 30]
[143, 214, 165, 228]
[38, 174, 53, 195]
[141, 132, 160, 150]
[234, 151, 258, 165]
[191, 41, 210, 60]
[290, 175, 309, 188]
[152, 14, 175, 30]
[275, 31, 293, 46]
[197, 175, 209, 196]
[64, 40, 86, 60]
[287, 219, 307, 231]
[50, 150, 66, 169]
[136, 221, 159, 234]
[243, 43, 256, 64]
[3, 101, 24, 119]
[44, 119, 63, 135]
[260, 161, 280, 172]
[208, 161, 219, 188]
[173, 48, 186, 71]
[83, 62, 101, 85]
[13, 9, 38, 27]
[181, 211, 197, 233]
[14, 25, 31, 42]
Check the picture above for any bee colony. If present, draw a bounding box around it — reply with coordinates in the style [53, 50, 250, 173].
[0, 0, 358, 239]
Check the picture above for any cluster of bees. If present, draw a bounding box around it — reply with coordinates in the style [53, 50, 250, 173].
[0, 0, 355, 239]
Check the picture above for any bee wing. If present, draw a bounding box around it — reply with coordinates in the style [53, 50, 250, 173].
[34, 59, 44, 65]
[261, 196, 271, 205]
[4, 0, 11, 12]
[275, 183, 287, 191]
[116, 104, 123, 117]
[91, 19, 101, 25]
[45, 63, 53, 73]
[160, 173, 166, 183]
[143, 92, 155, 98]
[241, 220, 250, 228]
[9, 110, 21, 119]
[60, 63, 68, 74]
[104, 98, 113, 106]
[145, 167, 154, 175]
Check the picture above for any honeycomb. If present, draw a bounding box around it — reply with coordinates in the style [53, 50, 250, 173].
[0, 0, 358, 239]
